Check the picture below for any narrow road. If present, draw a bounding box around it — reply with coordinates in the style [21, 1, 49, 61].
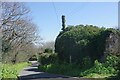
[18, 61, 80, 80]
[18, 61, 100, 80]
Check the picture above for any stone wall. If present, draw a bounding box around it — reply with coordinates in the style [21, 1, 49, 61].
[103, 31, 120, 59]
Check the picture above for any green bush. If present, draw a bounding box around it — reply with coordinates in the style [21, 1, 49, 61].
[44, 48, 53, 53]
[38, 54, 119, 78]
[81, 59, 118, 78]
[115, 58, 120, 79]
[55, 25, 105, 63]
[29, 55, 37, 61]
[104, 54, 120, 69]
[55, 25, 120, 64]
[38, 53, 58, 65]
[82, 55, 120, 78]
[116, 62, 120, 78]
[38, 63, 81, 77]
[82, 56, 93, 69]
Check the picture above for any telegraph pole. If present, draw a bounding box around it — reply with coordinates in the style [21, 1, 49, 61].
[61, 15, 66, 31]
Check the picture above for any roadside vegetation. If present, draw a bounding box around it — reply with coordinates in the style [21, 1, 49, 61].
[0, 62, 30, 78]
[38, 25, 120, 79]
[38, 54, 120, 78]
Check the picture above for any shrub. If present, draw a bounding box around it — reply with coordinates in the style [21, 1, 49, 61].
[81, 56, 93, 69]
[117, 73, 120, 78]
[38, 53, 58, 65]
[81, 60, 118, 77]
[38, 63, 81, 77]
[38, 55, 119, 78]
[104, 54, 120, 69]
[29, 55, 37, 61]
[116, 62, 120, 78]
[44, 48, 53, 53]
[55, 24, 120, 64]
[55, 25, 105, 63]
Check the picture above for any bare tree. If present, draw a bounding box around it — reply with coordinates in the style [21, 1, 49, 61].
[1, 2, 41, 63]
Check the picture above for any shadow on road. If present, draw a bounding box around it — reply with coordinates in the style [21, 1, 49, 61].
[19, 61, 104, 80]
[19, 67, 107, 80]
[19, 63, 72, 80]
[25, 67, 40, 72]
[19, 73, 70, 80]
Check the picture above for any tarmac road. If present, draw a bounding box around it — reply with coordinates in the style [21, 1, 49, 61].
[18, 61, 103, 80]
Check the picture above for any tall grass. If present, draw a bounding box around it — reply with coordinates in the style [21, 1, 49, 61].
[1, 62, 29, 78]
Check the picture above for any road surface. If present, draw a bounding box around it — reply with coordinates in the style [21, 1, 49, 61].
[18, 61, 102, 80]
[18, 61, 80, 80]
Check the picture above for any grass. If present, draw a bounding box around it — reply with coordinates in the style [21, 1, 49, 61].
[0, 62, 30, 78]
[83, 73, 113, 78]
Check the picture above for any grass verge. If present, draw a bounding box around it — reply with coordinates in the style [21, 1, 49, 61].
[0, 62, 30, 78]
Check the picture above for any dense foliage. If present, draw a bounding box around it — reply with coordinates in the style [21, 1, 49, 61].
[38, 48, 58, 65]
[81, 54, 120, 78]
[38, 53, 58, 65]
[38, 54, 120, 78]
[38, 25, 120, 78]
[114, 60, 120, 79]
[55, 25, 120, 64]
[44, 48, 53, 53]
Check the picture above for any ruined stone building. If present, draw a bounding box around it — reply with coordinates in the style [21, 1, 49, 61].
[103, 31, 120, 59]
